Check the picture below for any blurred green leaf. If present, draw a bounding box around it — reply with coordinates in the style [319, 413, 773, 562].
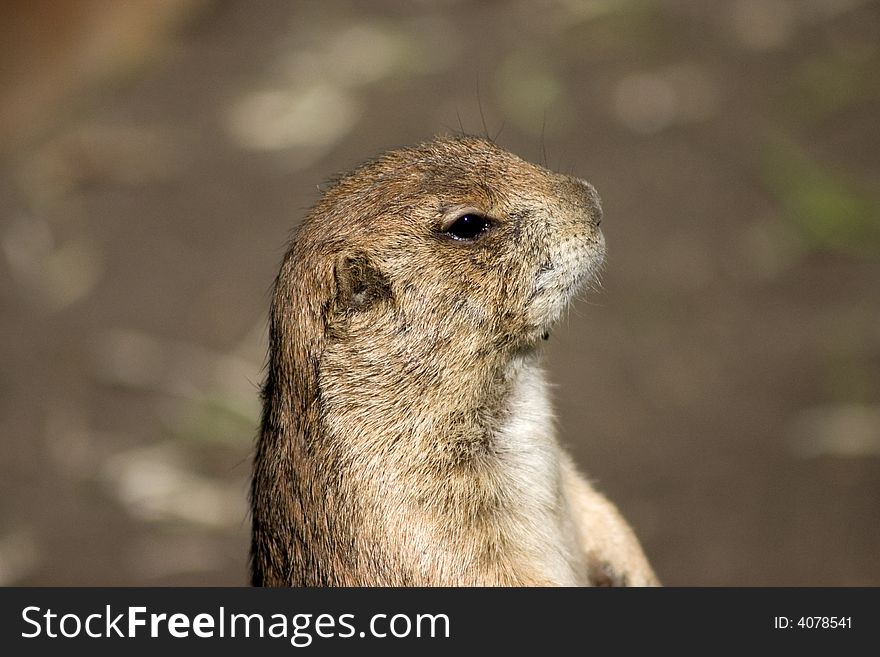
[164, 395, 258, 447]
[761, 138, 880, 257]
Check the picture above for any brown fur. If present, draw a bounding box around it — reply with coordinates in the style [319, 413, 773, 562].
[250, 136, 657, 586]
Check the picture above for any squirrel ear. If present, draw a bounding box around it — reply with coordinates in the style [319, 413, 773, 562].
[333, 253, 393, 313]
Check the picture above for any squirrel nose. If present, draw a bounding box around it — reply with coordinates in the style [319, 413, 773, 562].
[561, 176, 603, 228]
[577, 178, 603, 227]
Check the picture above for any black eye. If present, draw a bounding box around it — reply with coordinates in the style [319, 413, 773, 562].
[444, 214, 492, 241]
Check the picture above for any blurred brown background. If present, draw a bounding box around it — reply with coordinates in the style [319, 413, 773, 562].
[1, 0, 878, 586]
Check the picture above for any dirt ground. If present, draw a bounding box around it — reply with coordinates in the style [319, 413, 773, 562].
[1, 0, 878, 586]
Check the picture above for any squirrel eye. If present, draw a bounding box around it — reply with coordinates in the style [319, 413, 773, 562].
[443, 214, 492, 241]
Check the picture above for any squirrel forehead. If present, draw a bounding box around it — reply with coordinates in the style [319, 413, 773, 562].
[319, 137, 564, 215]
[367, 138, 548, 186]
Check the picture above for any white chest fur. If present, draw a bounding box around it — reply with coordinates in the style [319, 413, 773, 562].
[487, 359, 587, 585]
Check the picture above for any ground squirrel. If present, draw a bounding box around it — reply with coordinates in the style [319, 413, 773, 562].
[250, 136, 658, 586]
